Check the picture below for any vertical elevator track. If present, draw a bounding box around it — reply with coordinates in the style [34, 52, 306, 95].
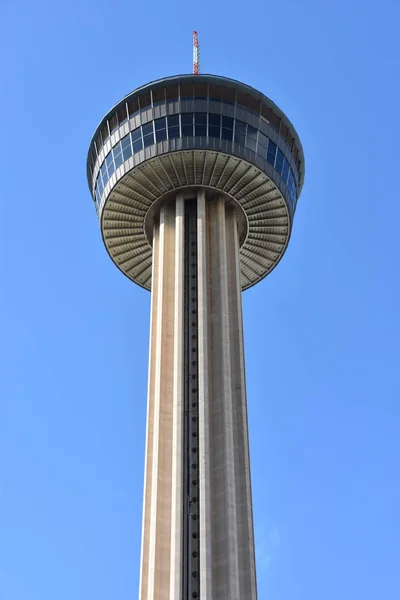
[183, 200, 200, 599]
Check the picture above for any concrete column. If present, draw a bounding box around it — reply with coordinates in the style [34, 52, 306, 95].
[139, 191, 257, 600]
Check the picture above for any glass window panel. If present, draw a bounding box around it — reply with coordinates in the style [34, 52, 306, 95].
[156, 128, 167, 142]
[275, 149, 284, 174]
[95, 187, 101, 204]
[221, 127, 233, 141]
[139, 91, 151, 109]
[168, 114, 179, 127]
[113, 142, 122, 158]
[122, 143, 132, 160]
[181, 113, 193, 125]
[101, 162, 107, 180]
[209, 83, 222, 101]
[222, 116, 233, 129]
[267, 140, 277, 166]
[152, 87, 165, 105]
[121, 134, 131, 149]
[247, 125, 257, 140]
[105, 151, 113, 167]
[258, 132, 268, 150]
[133, 138, 143, 153]
[182, 125, 193, 136]
[235, 120, 246, 135]
[180, 82, 193, 99]
[195, 124, 207, 136]
[168, 125, 180, 139]
[115, 153, 123, 169]
[131, 127, 142, 142]
[282, 159, 289, 183]
[246, 137, 257, 151]
[166, 84, 179, 102]
[209, 113, 221, 126]
[195, 112, 207, 124]
[155, 117, 166, 131]
[128, 97, 139, 116]
[108, 160, 115, 177]
[143, 132, 154, 147]
[142, 122, 153, 136]
[209, 125, 220, 138]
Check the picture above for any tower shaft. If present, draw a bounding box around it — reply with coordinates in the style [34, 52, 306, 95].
[139, 190, 257, 600]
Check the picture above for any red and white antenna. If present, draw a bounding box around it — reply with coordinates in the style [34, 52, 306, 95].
[193, 30, 200, 75]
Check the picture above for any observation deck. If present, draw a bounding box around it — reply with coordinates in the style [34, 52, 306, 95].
[87, 74, 305, 290]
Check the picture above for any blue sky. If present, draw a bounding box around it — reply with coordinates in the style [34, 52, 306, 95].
[1, 0, 399, 598]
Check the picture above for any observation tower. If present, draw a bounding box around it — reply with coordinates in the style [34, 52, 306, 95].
[86, 55, 305, 600]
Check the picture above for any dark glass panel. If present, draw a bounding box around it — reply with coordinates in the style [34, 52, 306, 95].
[208, 113, 221, 126]
[181, 113, 193, 124]
[195, 124, 207, 136]
[105, 151, 113, 167]
[155, 116, 166, 131]
[222, 116, 233, 129]
[114, 153, 123, 169]
[209, 125, 220, 138]
[128, 97, 139, 116]
[267, 140, 277, 166]
[121, 134, 131, 149]
[221, 127, 233, 141]
[139, 91, 151, 109]
[112, 142, 122, 158]
[142, 122, 153, 137]
[222, 86, 235, 104]
[165, 84, 179, 101]
[143, 132, 154, 147]
[193, 82, 207, 99]
[156, 128, 167, 142]
[122, 143, 132, 160]
[107, 160, 115, 177]
[282, 159, 289, 183]
[182, 125, 193, 136]
[131, 127, 142, 142]
[258, 132, 268, 150]
[132, 138, 143, 153]
[247, 125, 257, 140]
[152, 87, 165, 105]
[101, 162, 107, 180]
[275, 149, 284, 174]
[168, 125, 180, 139]
[180, 82, 193, 99]
[195, 112, 207, 124]
[208, 83, 222, 102]
[168, 114, 179, 127]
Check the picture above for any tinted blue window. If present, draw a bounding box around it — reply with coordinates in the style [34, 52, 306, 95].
[114, 153, 123, 169]
[246, 125, 257, 151]
[181, 113, 193, 136]
[168, 114, 179, 127]
[121, 134, 131, 149]
[234, 120, 246, 146]
[282, 159, 289, 183]
[275, 149, 284, 175]
[209, 114, 221, 126]
[258, 132, 268, 150]
[267, 140, 277, 166]
[195, 112, 207, 124]
[168, 126, 180, 139]
[221, 128, 233, 141]
[209, 125, 220, 138]
[122, 143, 132, 160]
[143, 132, 154, 147]
[155, 117, 166, 131]
[107, 160, 115, 177]
[222, 116, 233, 129]
[142, 122, 153, 137]
[105, 152, 113, 167]
[131, 127, 141, 142]
[113, 142, 122, 158]
[195, 124, 207, 136]
[101, 162, 107, 180]
[156, 128, 167, 142]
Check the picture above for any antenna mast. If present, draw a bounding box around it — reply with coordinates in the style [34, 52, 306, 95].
[193, 30, 200, 75]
